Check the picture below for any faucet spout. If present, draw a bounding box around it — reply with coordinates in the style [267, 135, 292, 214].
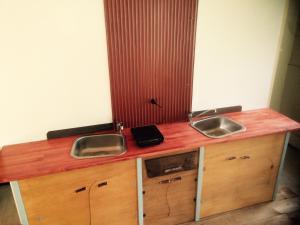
[115, 122, 124, 135]
[189, 108, 218, 123]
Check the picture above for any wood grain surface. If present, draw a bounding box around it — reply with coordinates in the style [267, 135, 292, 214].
[200, 133, 285, 217]
[89, 160, 138, 225]
[19, 160, 137, 225]
[104, 0, 198, 127]
[0, 108, 299, 183]
[143, 170, 197, 225]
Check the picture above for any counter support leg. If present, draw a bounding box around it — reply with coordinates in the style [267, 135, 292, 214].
[10, 181, 29, 225]
[273, 132, 291, 200]
[137, 158, 144, 225]
[195, 147, 205, 221]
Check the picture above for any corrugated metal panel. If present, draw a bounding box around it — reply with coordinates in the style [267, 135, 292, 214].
[104, 0, 198, 127]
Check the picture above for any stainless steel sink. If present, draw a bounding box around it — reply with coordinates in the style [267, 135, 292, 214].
[190, 116, 246, 138]
[70, 134, 126, 159]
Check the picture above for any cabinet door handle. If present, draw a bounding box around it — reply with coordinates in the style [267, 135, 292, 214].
[98, 181, 108, 188]
[159, 176, 182, 184]
[226, 156, 236, 160]
[75, 187, 86, 193]
[240, 155, 250, 159]
[164, 166, 183, 174]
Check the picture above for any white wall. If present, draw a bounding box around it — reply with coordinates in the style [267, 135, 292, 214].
[0, 0, 287, 146]
[192, 0, 287, 111]
[0, 0, 112, 145]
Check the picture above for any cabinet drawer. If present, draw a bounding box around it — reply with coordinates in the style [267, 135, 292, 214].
[144, 151, 198, 178]
[143, 150, 198, 225]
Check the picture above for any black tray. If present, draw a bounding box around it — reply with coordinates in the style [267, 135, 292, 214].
[131, 125, 164, 147]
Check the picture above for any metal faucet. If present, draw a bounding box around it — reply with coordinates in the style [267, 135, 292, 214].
[115, 122, 124, 135]
[189, 108, 217, 123]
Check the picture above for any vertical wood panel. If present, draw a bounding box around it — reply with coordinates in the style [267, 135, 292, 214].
[104, 0, 198, 127]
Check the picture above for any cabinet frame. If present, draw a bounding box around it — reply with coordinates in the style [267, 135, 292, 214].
[12, 160, 138, 225]
[137, 158, 144, 225]
[10, 132, 290, 225]
[199, 132, 290, 219]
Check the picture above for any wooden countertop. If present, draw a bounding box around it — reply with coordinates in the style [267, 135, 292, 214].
[1, 108, 299, 183]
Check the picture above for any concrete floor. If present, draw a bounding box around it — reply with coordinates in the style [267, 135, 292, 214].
[0, 146, 299, 225]
[0, 184, 20, 225]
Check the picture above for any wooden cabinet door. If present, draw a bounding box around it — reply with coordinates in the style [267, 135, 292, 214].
[201, 133, 285, 218]
[19, 160, 138, 225]
[90, 160, 138, 225]
[19, 169, 91, 225]
[143, 170, 197, 225]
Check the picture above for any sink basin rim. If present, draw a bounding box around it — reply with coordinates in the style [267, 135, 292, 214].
[190, 116, 246, 138]
[70, 134, 127, 159]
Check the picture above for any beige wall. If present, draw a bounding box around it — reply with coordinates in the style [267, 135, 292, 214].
[0, 0, 288, 146]
[192, 0, 287, 111]
[270, 0, 299, 110]
[0, 0, 112, 145]
[280, 16, 300, 148]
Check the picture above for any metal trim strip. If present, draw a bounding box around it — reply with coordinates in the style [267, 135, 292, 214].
[10, 181, 29, 225]
[273, 132, 291, 200]
[195, 146, 205, 221]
